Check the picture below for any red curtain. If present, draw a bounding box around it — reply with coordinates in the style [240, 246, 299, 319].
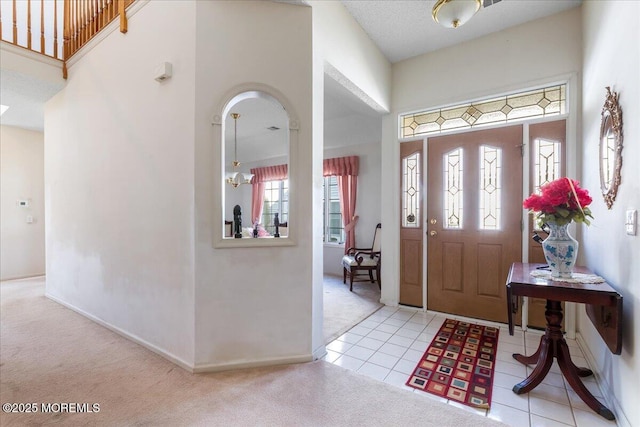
[324, 156, 359, 252]
[250, 164, 288, 224]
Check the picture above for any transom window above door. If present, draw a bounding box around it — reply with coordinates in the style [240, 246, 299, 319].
[400, 84, 566, 138]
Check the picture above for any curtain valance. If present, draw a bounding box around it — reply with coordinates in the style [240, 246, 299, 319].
[250, 164, 288, 183]
[250, 156, 359, 182]
[323, 156, 359, 177]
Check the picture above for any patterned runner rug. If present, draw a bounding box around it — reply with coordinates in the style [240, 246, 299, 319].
[406, 318, 499, 409]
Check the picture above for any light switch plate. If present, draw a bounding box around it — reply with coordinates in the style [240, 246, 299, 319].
[626, 209, 637, 236]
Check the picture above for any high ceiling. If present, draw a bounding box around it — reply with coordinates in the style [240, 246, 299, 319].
[0, 0, 582, 136]
[341, 0, 582, 63]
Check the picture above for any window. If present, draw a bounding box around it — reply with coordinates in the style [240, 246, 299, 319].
[261, 180, 288, 234]
[400, 84, 566, 138]
[444, 148, 463, 229]
[323, 176, 344, 244]
[479, 145, 502, 230]
[402, 152, 421, 228]
[532, 137, 562, 230]
[533, 138, 561, 192]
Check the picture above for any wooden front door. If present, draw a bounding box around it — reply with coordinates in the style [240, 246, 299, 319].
[426, 125, 523, 323]
[399, 140, 423, 307]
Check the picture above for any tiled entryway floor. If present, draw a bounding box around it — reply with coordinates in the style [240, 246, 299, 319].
[323, 306, 618, 427]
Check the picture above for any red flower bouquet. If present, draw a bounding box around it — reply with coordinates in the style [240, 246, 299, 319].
[523, 177, 593, 226]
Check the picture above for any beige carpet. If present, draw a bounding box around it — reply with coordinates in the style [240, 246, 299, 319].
[323, 274, 383, 343]
[1, 277, 507, 427]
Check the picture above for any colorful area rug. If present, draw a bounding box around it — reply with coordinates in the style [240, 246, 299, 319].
[406, 318, 499, 409]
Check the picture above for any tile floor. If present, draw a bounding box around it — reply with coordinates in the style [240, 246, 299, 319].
[323, 306, 618, 427]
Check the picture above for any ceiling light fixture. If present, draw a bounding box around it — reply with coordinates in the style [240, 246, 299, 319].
[432, 0, 481, 29]
[225, 112, 254, 188]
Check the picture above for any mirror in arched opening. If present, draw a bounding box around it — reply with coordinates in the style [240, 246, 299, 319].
[223, 91, 290, 239]
[599, 86, 623, 210]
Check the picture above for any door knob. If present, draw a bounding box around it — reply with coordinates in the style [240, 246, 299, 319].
[429, 230, 438, 237]
[429, 219, 437, 225]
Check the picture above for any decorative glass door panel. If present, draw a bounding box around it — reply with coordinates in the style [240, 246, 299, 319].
[532, 137, 562, 230]
[534, 138, 561, 191]
[443, 149, 463, 229]
[479, 145, 502, 230]
[402, 153, 421, 228]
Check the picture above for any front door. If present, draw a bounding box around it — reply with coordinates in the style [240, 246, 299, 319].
[426, 125, 523, 323]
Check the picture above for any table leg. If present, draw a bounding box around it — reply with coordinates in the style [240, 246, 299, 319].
[557, 339, 615, 420]
[511, 299, 615, 420]
[512, 300, 562, 394]
[567, 358, 593, 378]
[512, 335, 543, 365]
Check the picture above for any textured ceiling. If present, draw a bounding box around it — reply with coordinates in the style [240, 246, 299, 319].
[0, 68, 64, 132]
[341, 0, 582, 63]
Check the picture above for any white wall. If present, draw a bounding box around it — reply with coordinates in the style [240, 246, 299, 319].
[42, 0, 385, 372]
[0, 126, 45, 280]
[581, 2, 639, 426]
[45, 1, 197, 366]
[323, 142, 381, 276]
[193, 0, 317, 368]
[310, 1, 391, 113]
[381, 7, 583, 306]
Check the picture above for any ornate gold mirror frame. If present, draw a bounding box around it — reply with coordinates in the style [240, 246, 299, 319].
[599, 87, 623, 209]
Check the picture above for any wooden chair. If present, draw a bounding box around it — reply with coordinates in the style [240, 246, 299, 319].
[341, 223, 381, 291]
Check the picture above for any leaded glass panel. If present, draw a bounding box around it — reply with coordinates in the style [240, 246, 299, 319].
[534, 138, 561, 193]
[444, 148, 463, 229]
[400, 84, 566, 138]
[479, 145, 502, 230]
[533, 138, 561, 230]
[402, 153, 420, 228]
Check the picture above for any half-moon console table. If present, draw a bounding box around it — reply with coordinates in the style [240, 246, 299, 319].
[506, 262, 622, 421]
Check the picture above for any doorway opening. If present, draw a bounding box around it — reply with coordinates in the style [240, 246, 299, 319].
[321, 73, 384, 343]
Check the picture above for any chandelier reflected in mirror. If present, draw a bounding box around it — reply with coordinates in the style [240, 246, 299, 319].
[226, 112, 254, 188]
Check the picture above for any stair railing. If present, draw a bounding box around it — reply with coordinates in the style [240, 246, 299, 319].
[0, 0, 134, 78]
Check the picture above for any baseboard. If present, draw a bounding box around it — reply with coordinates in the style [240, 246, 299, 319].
[379, 298, 398, 307]
[576, 332, 630, 427]
[192, 354, 313, 373]
[45, 292, 194, 373]
[1, 274, 46, 283]
[313, 344, 327, 360]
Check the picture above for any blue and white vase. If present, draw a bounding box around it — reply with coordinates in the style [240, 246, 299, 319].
[542, 222, 579, 279]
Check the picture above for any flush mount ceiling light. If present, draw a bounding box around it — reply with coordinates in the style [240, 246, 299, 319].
[432, 0, 482, 29]
[226, 112, 254, 188]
